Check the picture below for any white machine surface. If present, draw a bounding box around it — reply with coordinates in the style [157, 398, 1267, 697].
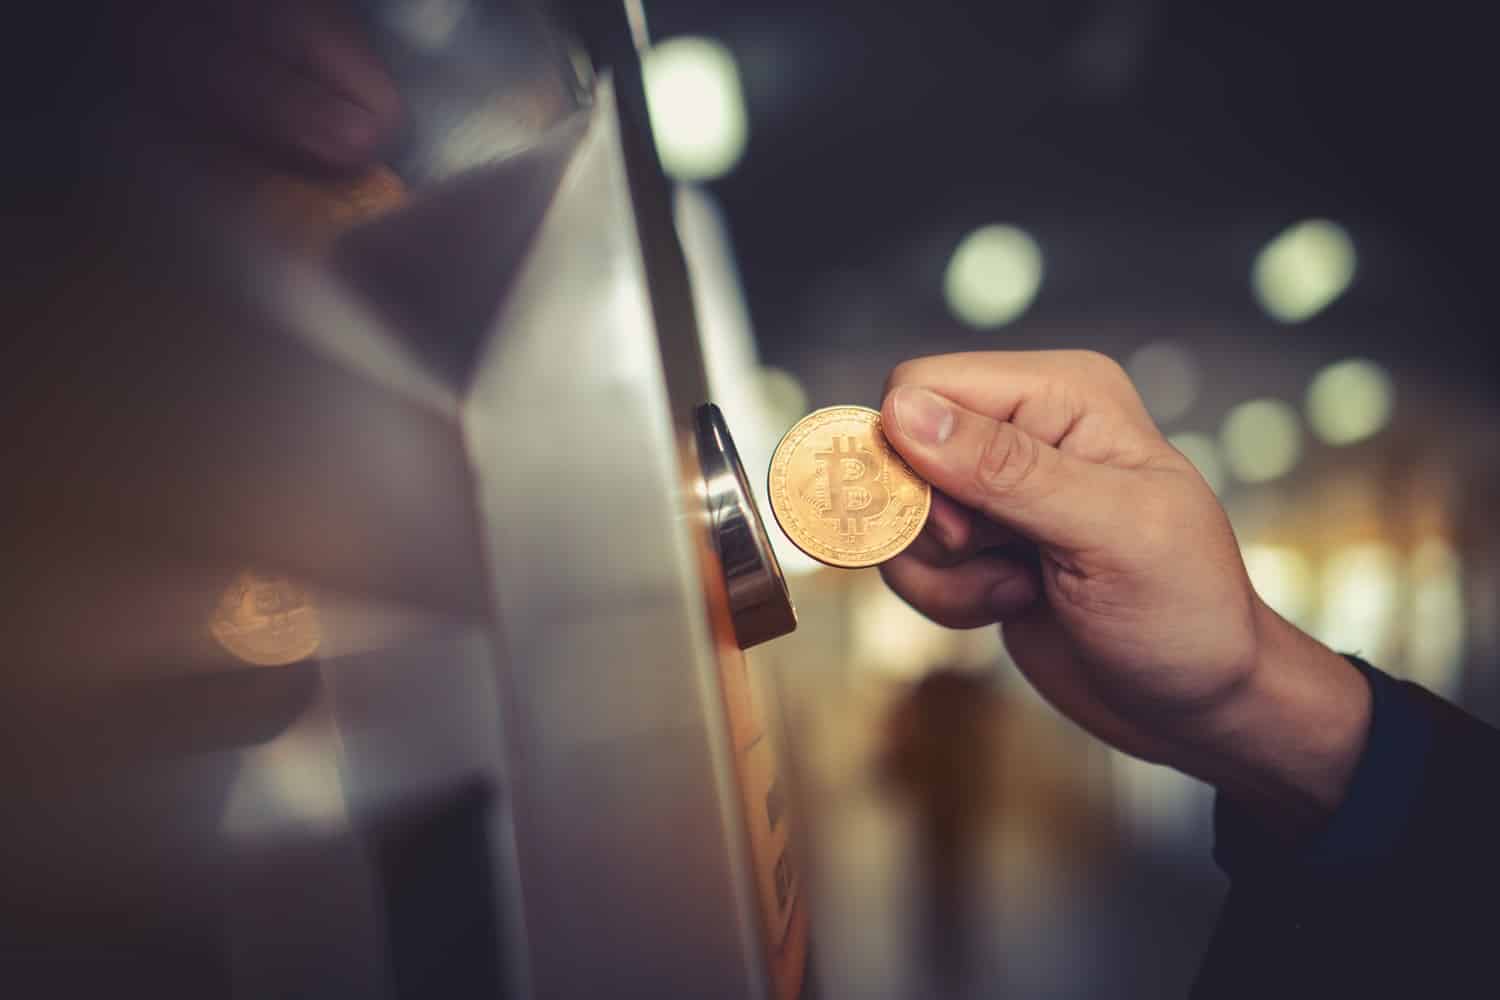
[1, 2, 807, 997]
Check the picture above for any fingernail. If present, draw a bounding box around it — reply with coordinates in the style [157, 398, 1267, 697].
[893, 386, 955, 446]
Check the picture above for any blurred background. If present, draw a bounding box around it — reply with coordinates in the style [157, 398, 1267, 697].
[641, 0, 1499, 996]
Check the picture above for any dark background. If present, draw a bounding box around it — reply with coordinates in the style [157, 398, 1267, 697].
[647, 0, 1494, 382]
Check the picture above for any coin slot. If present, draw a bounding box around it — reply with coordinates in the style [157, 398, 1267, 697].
[693, 403, 798, 648]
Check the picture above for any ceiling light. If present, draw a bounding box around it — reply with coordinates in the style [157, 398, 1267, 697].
[943, 225, 1043, 329]
[1220, 399, 1302, 483]
[642, 36, 749, 181]
[1252, 219, 1356, 323]
[1306, 358, 1393, 445]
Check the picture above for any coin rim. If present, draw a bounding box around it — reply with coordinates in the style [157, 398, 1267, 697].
[766, 404, 931, 569]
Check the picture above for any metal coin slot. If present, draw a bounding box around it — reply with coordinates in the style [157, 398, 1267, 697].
[694, 403, 797, 648]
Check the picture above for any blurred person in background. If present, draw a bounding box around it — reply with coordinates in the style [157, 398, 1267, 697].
[880, 669, 1008, 994]
[877, 351, 1499, 997]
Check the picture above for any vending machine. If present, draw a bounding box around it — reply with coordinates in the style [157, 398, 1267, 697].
[2, 1, 809, 997]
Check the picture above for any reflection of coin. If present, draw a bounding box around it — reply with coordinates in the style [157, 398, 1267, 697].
[210, 570, 321, 666]
[767, 406, 931, 568]
[253, 164, 407, 251]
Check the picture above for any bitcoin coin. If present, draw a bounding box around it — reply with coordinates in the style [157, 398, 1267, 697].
[767, 406, 931, 568]
[210, 570, 321, 666]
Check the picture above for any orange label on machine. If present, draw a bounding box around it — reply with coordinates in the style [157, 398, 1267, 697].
[719, 646, 808, 999]
[742, 736, 796, 944]
[692, 474, 808, 1000]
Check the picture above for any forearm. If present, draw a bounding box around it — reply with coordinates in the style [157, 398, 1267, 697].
[1192, 643, 1500, 996]
[1173, 600, 1373, 835]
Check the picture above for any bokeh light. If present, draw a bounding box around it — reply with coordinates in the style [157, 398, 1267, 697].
[1167, 431, 1226, 494]
[1305, 358, 1394, 445]
[1220, 399, 1302, 483]
[382, 0, 467, 51]
[1407, 538, 1465, 696]
[1316, 542, 1402, 662]
[1127, 340, 1200, 424]
[1251, 219, 1357, 323]
[643, 36, 749, 181]
[850, 573, 957, 679]
[1241, 544, 1315, 627]
[943, 224, 1043, 329]
[759, 366, 810, 428]
[1111, 750, 1205, 847]
[222, 726, 350, 838]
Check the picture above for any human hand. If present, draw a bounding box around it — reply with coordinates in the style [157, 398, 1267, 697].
[879, 351, 1369, 823]
[135, 0, 402, 172]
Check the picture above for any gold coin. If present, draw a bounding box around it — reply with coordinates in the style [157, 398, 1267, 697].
[767, 405, 931, 568]
[210, 570, 321, 666]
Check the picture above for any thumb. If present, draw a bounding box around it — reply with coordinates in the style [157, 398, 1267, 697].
[882, 385, 1125, 551]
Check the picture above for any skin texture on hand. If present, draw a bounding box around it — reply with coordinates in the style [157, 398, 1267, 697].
[879, 351, 1371, 831]
[133, 0, 403, 173]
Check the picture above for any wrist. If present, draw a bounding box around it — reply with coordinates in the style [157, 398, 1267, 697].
[1175, 599, 1373, 834]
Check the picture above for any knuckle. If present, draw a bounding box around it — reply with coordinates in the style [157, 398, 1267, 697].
[1073, 349, 1129, 385]
[1062, 349, 1152, 420]
[974, 422, 1038, 495]
[1037, 375, 1083, 430]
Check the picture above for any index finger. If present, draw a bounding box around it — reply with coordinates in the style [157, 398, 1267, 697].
[884, 350, 1158, 457]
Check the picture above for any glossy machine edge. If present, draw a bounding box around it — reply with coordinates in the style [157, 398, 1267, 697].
[695, 403, 798, 650]
[465, 74, 795, 997]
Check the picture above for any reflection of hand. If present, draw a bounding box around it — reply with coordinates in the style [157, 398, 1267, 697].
[879, 351, 1370, 830]
[137, 0, 402, 171]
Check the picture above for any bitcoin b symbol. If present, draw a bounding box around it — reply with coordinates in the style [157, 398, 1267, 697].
[815, 435, 889, 534]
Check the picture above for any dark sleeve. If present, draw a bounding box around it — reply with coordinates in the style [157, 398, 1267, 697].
[1192, 658, 1500, 999]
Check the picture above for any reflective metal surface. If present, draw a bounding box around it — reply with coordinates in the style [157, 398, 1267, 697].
[363, 0, 593, 182]
[459, 71, 772, 997]
[4, 1, 804, 997]
[696, 403, 798, 649]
